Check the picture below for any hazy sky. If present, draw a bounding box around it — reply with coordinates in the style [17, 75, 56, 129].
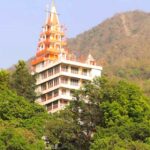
[0, 0, 149, 68]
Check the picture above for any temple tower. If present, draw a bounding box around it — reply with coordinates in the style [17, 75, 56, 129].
[32, 0, 66, 66]
[32, 0, 102, 113]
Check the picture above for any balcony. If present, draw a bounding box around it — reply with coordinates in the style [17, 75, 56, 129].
[34, 55, 102, 73]
[36, 70, 92, 86]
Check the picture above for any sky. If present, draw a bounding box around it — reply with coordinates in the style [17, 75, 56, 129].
[0, 0, 149, 69]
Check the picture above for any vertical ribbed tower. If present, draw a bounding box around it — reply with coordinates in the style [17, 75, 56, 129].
[32, 0, 66, 66]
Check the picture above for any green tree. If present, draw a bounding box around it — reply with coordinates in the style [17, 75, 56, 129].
[90, 77, 150, 150]
[45, 77, 109, 149]
[0, 70, 10, 88]
[10, 60, 36, 102]
[90, 133, 150, 150]
[0, 86, 48, 137]
[0, 127, 45, 150]
[45, 77, 150, 150]
[45, 109, 80, 150]
[0, 85, 48, 149]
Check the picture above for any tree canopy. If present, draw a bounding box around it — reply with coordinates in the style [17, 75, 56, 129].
[1, 63, 150, 150]
[0, 70, 10, 88]
[10, 60, 36, 102]
[0, 68, 48, 149]
[46, 77, 150, 150]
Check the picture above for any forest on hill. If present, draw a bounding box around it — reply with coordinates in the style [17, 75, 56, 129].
[68, 11, 150, 95]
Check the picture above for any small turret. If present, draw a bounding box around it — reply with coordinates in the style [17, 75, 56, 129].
[86, 54, 96, 65]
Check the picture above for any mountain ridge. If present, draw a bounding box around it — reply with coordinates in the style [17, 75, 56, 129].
[67, 10, 150, 95]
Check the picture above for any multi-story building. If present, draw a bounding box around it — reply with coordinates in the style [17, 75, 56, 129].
[32, 0, 102, 113]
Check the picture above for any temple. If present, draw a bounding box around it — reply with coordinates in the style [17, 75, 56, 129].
[31, 0, 102, 113]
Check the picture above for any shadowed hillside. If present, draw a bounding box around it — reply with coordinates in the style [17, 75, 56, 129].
[68, 11, 150, 95]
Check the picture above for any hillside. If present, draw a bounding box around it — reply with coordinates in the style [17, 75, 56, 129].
[68, 11, 150, 95]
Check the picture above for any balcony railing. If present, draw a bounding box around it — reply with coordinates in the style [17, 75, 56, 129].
[61, 68, 68, 72]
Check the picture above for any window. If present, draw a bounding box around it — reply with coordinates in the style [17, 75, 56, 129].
[61, 65, 68, 72]
[45, 25, 50, 32]
[42, 62, 44, 67]
[48, 68, 53, 76]
[40, 45, 44, 51]
[48, 80, 53, 88]
[42, 35, 46, 40]
[54, 78, 59, 86]
[82, 69, 88, 76]
[61, 77, 68, 84]
[60, 99, 68, 105]
[41, 71, 47, 79]
[41, 95, 46, 102]
[46, 35, 50, 39]
[41, 83, 46, 91]
[71, 78, 79, 86]
[53, 101, 58, 109]
[47, 103, 52, 111]
[62, 89, 67, 95]
[54, 90, 59, 97]
[70, 90, 74, 96]
[71, 67, 78, 74]
[47, 92, 52, 100]
[54, 65, 60, 74]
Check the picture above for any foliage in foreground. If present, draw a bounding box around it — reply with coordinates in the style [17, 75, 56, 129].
[1, 64, 150, 150]
[46, 77, 150, 150]
[0, 69, 48, 149]
[0, 127, 45, 150]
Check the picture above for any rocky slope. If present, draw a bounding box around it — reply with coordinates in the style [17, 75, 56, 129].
[68, 11, 150, 95]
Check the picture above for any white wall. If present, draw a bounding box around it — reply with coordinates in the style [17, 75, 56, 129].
[91, 69, 101, 78]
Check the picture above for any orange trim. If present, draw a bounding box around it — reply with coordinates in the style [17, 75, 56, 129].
[36, 48, 60, 57]
[36, 49, 47, 57]
[31, 57, 45, 65]
[48, 48, 59, 54]
[49, 55, 59, 61]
